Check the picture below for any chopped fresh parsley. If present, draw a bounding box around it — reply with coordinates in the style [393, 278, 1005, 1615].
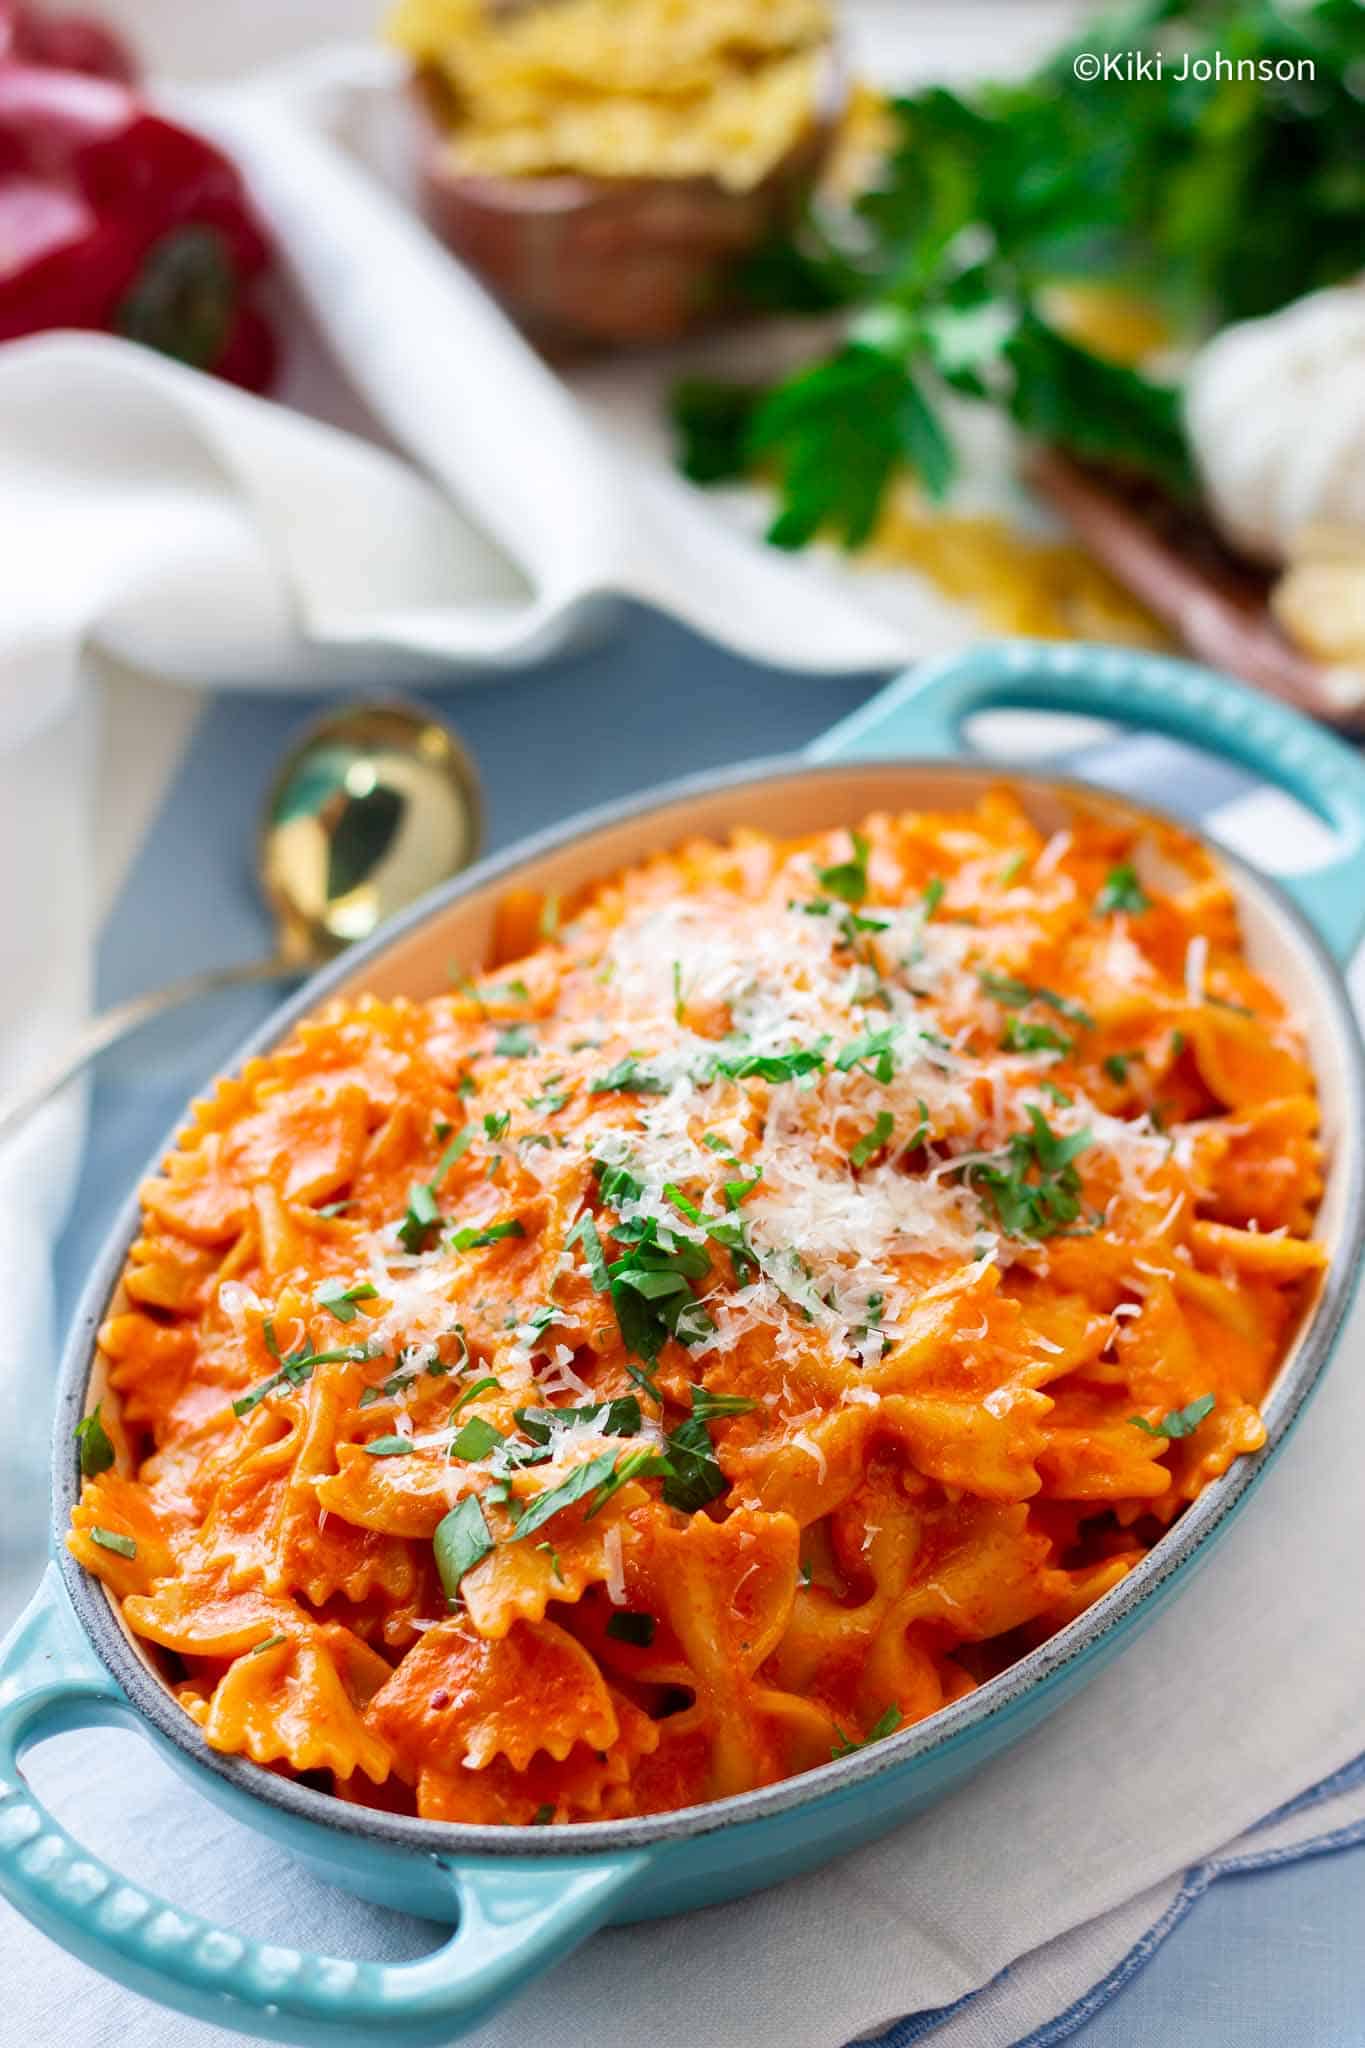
[434, 1494, 493, 1603]
[815, 830, 870, 906]
[510, 1450, 620, 1542]
[1002, 1017, 1071, 1056]
[448, 1218, 525, 1252]
[515, 1396, 642, 1443]
[849, 1111, 894, 1168]
[921, 876, 945, 918]
[316, 1279, 379, 1325]
[708, 1044, 829, 1084]
[89, 1526, 136, 1559]
[1131, 1394, 1215, 1439]
[1104, 1051, 1141, 1084]
[605, 1610, 656, 1647]
[979, 972, 1095, 1030]
[966, 1106, 1093, 1240]
[835, 1028, 898, 1083]
[234, 1340, 375, 1418]
[531, 1803, 556, 1824]
[589, 1055, 670, 1096]
[398, 1179, 441, 1254]
[688, 1387, 756, 1422]
[449, 1415, 504, 1462]
[74, 1403, 115, 1478]
[566, 1210, 611, 1291]
[526, 1079, 572, 1113]
[1095, 864, 1151, 916]
[831, 1704, 902, 1758]
[494, 1024, 537, 1058]
[250, 1632, 288, 1656]
[452, 1374, 502, 1413]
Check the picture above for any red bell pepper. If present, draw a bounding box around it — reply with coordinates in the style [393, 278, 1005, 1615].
[0, 6, 277, 389]
[0, 1, 137, 83]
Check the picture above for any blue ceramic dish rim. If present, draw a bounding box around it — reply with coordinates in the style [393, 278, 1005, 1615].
[48, 744, 1365, 1858]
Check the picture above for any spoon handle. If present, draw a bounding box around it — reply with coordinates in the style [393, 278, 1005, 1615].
[0, 957, 303, 1146]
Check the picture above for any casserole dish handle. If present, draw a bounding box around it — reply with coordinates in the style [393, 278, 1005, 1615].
[0, 1568, 645, 2047]
[811, 640, 1365, 963]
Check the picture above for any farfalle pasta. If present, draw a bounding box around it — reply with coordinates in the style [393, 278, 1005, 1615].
[70, 792, 1326, 1822]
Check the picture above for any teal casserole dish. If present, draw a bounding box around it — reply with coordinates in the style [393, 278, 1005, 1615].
[4, 640, 1365, 2045]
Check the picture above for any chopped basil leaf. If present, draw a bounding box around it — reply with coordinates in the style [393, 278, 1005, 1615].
[74, 1403, 115, 1477]
[688, 1386, 756, 1422]
[398, 1179, 441, 1254]
[448, 1218, 525, 1251]
[814, 830, 870, 905]
[834, 1028, 898, 1082]
[364, 1436, 413, 1457]
[530, 1802, 556, 1824]
[566, 1211, 610, 1291]
[515, 1396, 642, 1444]
[922, 876, 945, 917]
[1104, 1051, 1141, 1083]
[452, 1375, 502, 1414]
[589, 1055, 670, 1096]
[965, 1106, 1092, 1240]
[494, 1024, 537, 1058]
[450, 1415, 504, 1462]
[1130, 1393, 1215, 1439]
[605, 1609, 656, 1647]
[316, 1279, 379, 1325]
[434, 1495, 493, 1603]
[483, 1111, 511, 1141]
[510, 1450, 620, 1542]
[1002, 1017, 1071, 1056]
[233, 1342, 374, 1417]
[90, 1526, 136, 1559]
[978, 971, 1095, 1030]
[1095, 864, 1151, 916]
[250, 1632, 287, 1656]
[849, 1111, 894, 1168]
[708, 1044, 828, 1084]
[831, 1703, 901, 1758]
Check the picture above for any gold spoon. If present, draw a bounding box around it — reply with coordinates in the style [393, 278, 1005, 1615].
[0, 701, 483, 1142]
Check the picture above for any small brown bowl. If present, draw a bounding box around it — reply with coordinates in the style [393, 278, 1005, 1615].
[410, 49, 844, 349]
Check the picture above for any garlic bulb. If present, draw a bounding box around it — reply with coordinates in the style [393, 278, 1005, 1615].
[1184, 283, 1365, 567]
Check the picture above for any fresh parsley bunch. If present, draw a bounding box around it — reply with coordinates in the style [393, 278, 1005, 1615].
[672, 0, 1365, 549]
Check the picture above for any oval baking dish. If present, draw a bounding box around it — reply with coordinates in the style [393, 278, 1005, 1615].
[5, 640, 1365, 2046]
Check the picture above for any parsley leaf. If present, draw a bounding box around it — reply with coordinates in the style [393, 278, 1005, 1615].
[1095, 864, 1152, 916]
[1131, 1394, 1215, 1440]
[448, 1218, 524, 1252]
[1002, 1017, 1071, 1056]
[849, 1111, 895, 1168]
[515, 1396, 642, 1443]
[74, 1403, 115, 1477]
[434, 1495, 493, 1603]
[449, 1415, 504, 1462]
[589, 1055, 670, 1096]
[966, 1106, 1092, 1239]
[494, 1024, 536, 1058]
[511, 1450, 620, 1542]
[316, 1279, 379, 1325]
[979, 971, 1095, 1030]
[815, 831, 871, 906]
[835, 1028, 898, 1082]
[831, 1703, 902, 1758]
